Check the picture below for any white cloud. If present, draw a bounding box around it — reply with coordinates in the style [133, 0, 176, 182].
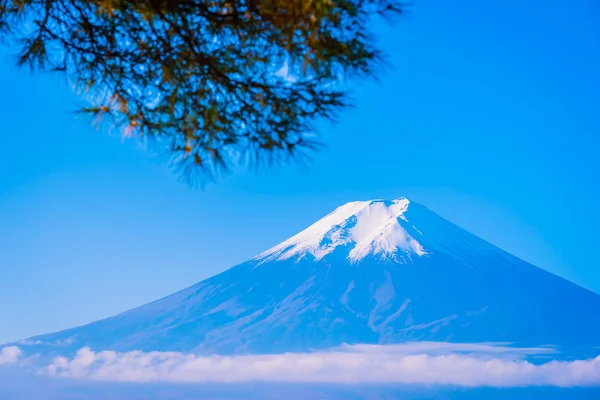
[0, 346, 22, 365]
[42, 342, 600, 387]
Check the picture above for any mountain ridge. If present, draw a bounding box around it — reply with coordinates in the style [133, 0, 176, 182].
[14, 198, 600, 357]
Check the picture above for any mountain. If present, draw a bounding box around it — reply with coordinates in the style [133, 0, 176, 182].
[20, 198, 600, 355]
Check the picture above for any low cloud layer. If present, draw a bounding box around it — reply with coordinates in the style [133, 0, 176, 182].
[0, 346, 22, 365]
[42, 342, 600, 387]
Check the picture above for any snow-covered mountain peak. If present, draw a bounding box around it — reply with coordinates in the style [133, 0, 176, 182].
[19, 196, 600, 356]
[255, 197, 427, 264]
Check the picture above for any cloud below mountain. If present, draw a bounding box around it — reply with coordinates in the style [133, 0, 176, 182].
[41, 342, 600, 387]
[0, 346, 22, 365]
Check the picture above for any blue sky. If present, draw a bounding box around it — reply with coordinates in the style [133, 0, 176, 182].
[1, 0, 599, 344]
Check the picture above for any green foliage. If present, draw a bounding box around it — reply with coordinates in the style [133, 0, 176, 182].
[0, 0, 402, 183]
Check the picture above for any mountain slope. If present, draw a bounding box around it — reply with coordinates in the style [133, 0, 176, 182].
[21, 198, 600, 355]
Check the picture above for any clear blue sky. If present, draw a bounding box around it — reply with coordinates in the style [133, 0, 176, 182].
[1, 0, 599, 344]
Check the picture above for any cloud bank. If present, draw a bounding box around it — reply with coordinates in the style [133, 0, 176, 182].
[0, 346, 22, 365]
[43, 342, 600, 387]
